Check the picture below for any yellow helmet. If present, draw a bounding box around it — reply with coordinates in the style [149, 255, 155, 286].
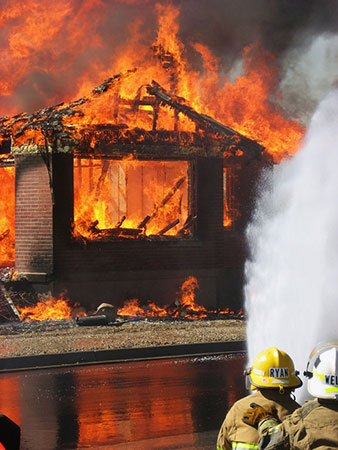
[245, 347, 302, 392]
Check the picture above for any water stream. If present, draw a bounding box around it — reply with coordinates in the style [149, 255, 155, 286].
[245, 89, 338, 400]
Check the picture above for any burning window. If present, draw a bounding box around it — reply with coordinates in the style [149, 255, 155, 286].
[223, 168, 240, 228]
[0, 164, 15, 266]
[223, 168, 232, 228]
[73, 158, 194, 239]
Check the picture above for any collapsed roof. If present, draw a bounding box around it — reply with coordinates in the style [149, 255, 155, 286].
[0, 69, 265, 162]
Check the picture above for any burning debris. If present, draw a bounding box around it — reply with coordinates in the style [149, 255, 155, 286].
[0, 69, 264, 158]
[0, 280, 20, 323]
[1, 276, 243, 326]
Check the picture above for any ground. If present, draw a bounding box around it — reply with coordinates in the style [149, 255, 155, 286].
[0, 318, 246, 358]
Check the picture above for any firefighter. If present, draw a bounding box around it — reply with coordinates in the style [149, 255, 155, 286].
[242, 341, 338, 449]
[217, 347, 302, 450]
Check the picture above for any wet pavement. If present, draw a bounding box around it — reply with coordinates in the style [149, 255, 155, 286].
[0, 353, 246, 449]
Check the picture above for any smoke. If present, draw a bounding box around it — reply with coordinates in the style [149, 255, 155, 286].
[1, 0, 338, 120]
[278, 33, 338, 124]
[244, 89, 338, 400]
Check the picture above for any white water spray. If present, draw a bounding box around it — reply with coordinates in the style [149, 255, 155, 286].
[245, 89, 338, 400]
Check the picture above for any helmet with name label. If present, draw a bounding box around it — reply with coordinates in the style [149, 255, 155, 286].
[304, 341, 338, 400]
[245, 347, 302, 392]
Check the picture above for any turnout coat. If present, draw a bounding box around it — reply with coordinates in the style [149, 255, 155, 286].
[217, 389, 300, 450]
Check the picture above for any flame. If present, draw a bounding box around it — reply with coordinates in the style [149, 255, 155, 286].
[15, 277, 241, 321]
[116, 277, 202, 318]
[204, 44, 304, 162]
[0, 164, 15, 266]
[18, 294, 74, 321]
[73, 158, 189, 239]
[0, 2, 305, 263]
[116, 276, 241, 319]
[0, 2, 304, 159]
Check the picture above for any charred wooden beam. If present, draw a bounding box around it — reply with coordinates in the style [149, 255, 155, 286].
[137, 176, 185, 228]
[146, 81, 264, 159]
[41, 131, 55, 204]
[152, 101, 159, 131]
[90, 227, 143, 238]
[155, 176, 185, 213]
[138, 215, 151, 229]
[91, 70, 137, 96]
[0, 229, 9, 242]
[95, 159, 110, 199]
[157, 218, 180, 235]
[88, 220, 99, 232]
[166, 300, 187, 317]
[115, 216, 126, 228]
[178, 215, 197, 235]
[0, 281, 21, 322]
[0, 69, 137, 143]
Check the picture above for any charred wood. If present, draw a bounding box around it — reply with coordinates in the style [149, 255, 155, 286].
[115, 216, 126, 228]
[166, 300, 187, 317]
[150, 176, 185, 220]
[0, 69, 136, 143]
[0, 229, 9, 242]
[138, 215, 151, 229]
[88, 220, 99, 232]
[178, 215, 197, 235]
[137, 176, 185, 229]
[158, 218, 180, 235]
[90, 227, 143, 239]
[152, 102, 159, 131]
[146, 81, 264, 159]
[95, 159, 110, 199]
[0, 281, 21, 322]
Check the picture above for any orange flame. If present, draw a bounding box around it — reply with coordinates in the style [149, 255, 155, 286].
[0, 2, 305, 264]
[73, 158, 189, 239]
[0, 2, 304, 159]
[18, 294, 74, 321]
[15, 277, 241, 321]
[0, 164, 15, 266]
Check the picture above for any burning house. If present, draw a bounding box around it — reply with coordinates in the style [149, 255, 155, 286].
[0, 66, 267, 312]
[0, 1, 309, 316]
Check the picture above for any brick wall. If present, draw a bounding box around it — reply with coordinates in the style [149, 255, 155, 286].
[15, 155, 53, 274]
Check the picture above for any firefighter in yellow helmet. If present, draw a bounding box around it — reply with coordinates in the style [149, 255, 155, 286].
[217, 347, 302, 450]
[242, 341, 338, 449]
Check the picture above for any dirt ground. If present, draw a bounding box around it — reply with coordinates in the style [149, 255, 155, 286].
[0, 318, 246, 358]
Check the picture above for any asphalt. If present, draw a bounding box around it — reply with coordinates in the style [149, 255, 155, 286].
[0, 340, 246, 373]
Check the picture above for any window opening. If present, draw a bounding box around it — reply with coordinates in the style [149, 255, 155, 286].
[74, 159, 193, 239]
